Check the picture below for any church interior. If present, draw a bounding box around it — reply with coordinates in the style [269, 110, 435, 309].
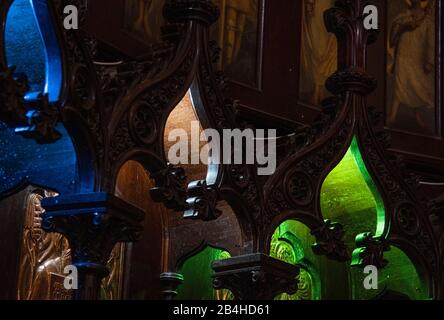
[1, 0, 444, 301]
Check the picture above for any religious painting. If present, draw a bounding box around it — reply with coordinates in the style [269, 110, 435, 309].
[211, 0, 260, 87]
[386, 0, 436, 136]
[124, 0, 165, 43]
[299, 0, 337, 106]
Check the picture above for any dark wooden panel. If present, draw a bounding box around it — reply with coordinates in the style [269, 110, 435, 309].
[0, 187, 28, 299]
[84, 0, 165, 58]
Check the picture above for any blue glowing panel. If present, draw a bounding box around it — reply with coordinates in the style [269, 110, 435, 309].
[1, 1, 75, 196]
[0, 121, 78, 195]
[5, 0, 62, 102]
[5, 0, 46, 93]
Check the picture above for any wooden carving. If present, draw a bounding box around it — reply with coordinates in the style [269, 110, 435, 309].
[17, 191, 71, 300]
[2, 0, 444, 300]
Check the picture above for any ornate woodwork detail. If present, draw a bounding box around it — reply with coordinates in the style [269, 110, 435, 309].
[41, 193, 143, 265]
[357, 101, 440, 277]
[352, 232, 389, 268]
[160, 272, 184, 300]
[189, 34, 263, 241]
[228, 165, 250, 189]
[2, 0, 444, 300]
[16, 94, 61, 143]
[256, 1, 441, 292]
[212, 253, 299, 300]
[2, 0, 221, 299]
[150, 164, 188, 211]
[129, 101, 158, 145]
[164, 0, 219, 26]
[185, 180, 222, 221]
[326, 68, 377, 96]
[284, 171, 314, 207]
[394, 203, 421, 237]
[41, 193, 144, 299]
[311, 220, 350, 262]
[0, 66, 61, 143]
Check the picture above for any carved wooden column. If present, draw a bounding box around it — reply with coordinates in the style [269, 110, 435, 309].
[212, 253, 299, 300]
[41, 193, 144, 300]
[159, 272, 184, 300]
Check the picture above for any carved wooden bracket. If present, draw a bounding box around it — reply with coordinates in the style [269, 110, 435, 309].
[150, 164, 188, 211]
[184, 180, 222, 221]
[311, 220, 350, 262]
[41, 192, 144, 299]
[212, 253, 299, 300]
[351, 232, 389, 269]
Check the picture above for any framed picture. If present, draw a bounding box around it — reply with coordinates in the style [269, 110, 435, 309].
[368, 0, 444, 178]
[214, 1, 321, 128]
[299, 0, 337, 107]
[386, 0, 437, 137]
[211, 0, 260, 88]
[123, 0, 165, 43]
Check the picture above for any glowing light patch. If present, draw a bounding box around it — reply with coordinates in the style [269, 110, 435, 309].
[5, 0, 62, 102]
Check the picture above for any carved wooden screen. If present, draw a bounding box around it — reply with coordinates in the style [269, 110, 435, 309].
[2, 0, 444, 301]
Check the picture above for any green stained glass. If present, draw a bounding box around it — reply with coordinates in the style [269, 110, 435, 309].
[271, 220, 316, 263]
[176, 246, 232, 300]
[320, 137, 429, 300]
[350, 246, 429, 300]
[321, 137, 385, 252]
[380, 247, 429, 299]
[270, 220, 321, 300]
